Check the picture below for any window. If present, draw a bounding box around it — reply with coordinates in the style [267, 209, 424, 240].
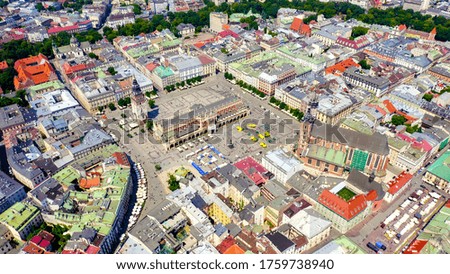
[374, 155, 380, 168]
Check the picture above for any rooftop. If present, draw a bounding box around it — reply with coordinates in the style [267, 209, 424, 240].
[0, 202, 40, 231]
[427, 150, 450, 182]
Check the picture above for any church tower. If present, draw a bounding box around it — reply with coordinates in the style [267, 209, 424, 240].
[296, 95, 318, 157]
[131, 78, 148, 122]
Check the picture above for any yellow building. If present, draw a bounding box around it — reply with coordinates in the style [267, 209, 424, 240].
[207, 198, 233, 225]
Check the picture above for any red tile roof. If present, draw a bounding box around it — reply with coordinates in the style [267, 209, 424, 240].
[234, 157, 268, 186]
[113, 152, 130, 167]
[217, 30, 239, 39]
[13, 54, 57, 90]
[145, 63, 158, 72]
[85, 245, 100, 254]
[30, 235, 42, 245]
[336, 36, 370, 50]
[318, 189, 368, 220]
[40, 239, 51, 249]
[38, 230, 55, 242]
[325, 58, 361, 75]
[0, 61, 8, 71]
[216, 235, 236, 254]
[62, 249, 85, 254]
[387, 171, 413, 195]
[48, 24, 79, 35]
[22, 243, 45, 254]
[223, 244, 245, 254]
[383, 99, 397, 114]
[290, 18, 311, 36]
[79, 177, 101, 189]
[430, 27, 437, 35]
[198, 54, 215, 65]
[403, 239, 428, 254]
[399, 24, 407, 31]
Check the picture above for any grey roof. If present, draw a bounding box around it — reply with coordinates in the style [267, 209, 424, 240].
[0, 104, 25, 131]
[216, 164, 256, 199]
[343, 67, 390, 89]
[129, 216, 166, 252]
[0, 170, 25, 213]
[265, 231, 295, 253]
[147, 199, 181, 223]
[225, 223, 241, 237]
[429, 66, 450, 79]
[28, 178, 65, 208]
[71, 227, 97, 242]
[310, 122, 390, 155]
[68, 128, 113, 155]
[7, 143, 45, 180]
[263, 181, 288, 198]
[346, 170, 385, 200]
[0, 171, 23, 199]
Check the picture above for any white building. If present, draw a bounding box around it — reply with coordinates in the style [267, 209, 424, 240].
[262, 149, 303, 185]
[209, 12, 228, 33]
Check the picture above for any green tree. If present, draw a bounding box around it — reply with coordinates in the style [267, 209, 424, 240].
[422, 93, 433, 102]
[148, 99, 155, 108]
[132, 4, 142, 15]
[168, 174, 180, 191]
[108, 103, 116, 111]
[35, 3, 45, 12]
[350, 26, 369, 40]
[88, 52, 98, 59]
[359, 59, 371, 70]
[391, 115, 407, 126]
[107, 67, 117, 75]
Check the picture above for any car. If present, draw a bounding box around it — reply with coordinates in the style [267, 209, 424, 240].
[236, 126, 243, 131]
[260, 142, 267, 148]
[250, 136, 257, 142]
[258, 133, 265, 139]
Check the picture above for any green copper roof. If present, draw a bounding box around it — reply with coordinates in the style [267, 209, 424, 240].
[427, 150, 450, 182]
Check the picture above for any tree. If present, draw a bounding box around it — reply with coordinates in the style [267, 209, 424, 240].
[148, 99, 155, 108]
[391, 114, 407, 126]
[359, 59, 371, 70]
[35, 3, 45, 12]
[118, 98, 127, 107]
[168, 174, 180, 191]
[88, 52, 98, 59]
[155, 164, 161, 171]
[422, 93, 433, 102]
[132, 4, 142, 15]
[107, 67, 117, 75]
[350, 26, 369, 40]
[108, 103, 116, 111]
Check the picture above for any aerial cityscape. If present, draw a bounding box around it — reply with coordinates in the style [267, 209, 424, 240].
[0, 0, 450, 256]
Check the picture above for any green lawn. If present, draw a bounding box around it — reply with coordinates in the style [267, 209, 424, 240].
[337, 187, 356, 201]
